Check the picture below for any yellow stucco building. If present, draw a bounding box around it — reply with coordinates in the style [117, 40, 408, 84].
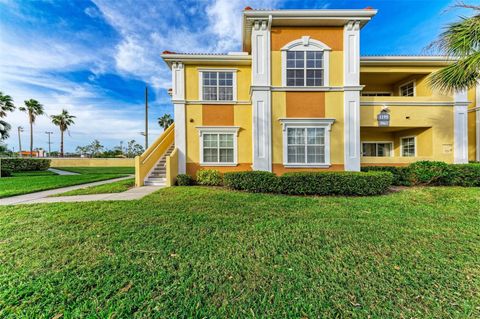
[135, 8, 479, 186]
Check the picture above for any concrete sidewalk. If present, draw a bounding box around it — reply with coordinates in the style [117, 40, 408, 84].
[0, 175, 162, 205]
[48, 168, 79, 175]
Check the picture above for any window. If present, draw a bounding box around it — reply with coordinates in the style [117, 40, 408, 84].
[280, 118, 334, 167]
[286, 51, 324, 87]
[200, 71, 235, 101]
[399, 81, 415, 97]
[362, 142, 393, 157]
[361, 92, 392, 97]
[198, 127, 239, 166]
[401, 137, 416, 157]
[287, 127, 325, 164]
[281, 36, 330, 87]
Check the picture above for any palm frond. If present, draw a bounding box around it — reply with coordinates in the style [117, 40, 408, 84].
[429, 52, 480, 92]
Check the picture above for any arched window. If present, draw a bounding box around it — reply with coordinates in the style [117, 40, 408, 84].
[281, 36, 330, 87]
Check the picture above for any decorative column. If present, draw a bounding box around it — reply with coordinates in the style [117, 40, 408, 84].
[251, 18, 272, 171]
[172, 61, 186, 173]
[454, 89, 469, 164]
[476, 84, 480, 161]
[343, 20, 361, 171]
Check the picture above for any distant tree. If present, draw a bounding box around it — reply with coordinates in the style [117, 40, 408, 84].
[126, 139, 144, 157]
[51, 109, 76, 157]
[19, 99, 44, 157]
[428, 3, 480, 92]
[0, 92, 15, 140]
[75, 146, 90, 157]
[89, 139, 104, 157]
[158, 114, 174, 130]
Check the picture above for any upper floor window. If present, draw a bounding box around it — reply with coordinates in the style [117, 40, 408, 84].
[399, 81, 415, 97]
[282, 36, 330, 87]
[199, 70, 237, 101]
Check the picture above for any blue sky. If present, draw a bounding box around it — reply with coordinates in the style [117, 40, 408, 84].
[0, 0, 470, 152]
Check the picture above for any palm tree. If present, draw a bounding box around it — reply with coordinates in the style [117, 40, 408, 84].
[19, 99, 44, 157]
[158, 113, 173, 130]
[428, 3, 480, 92]
[51, 109, 76, 157]
[0, 92, 15, 140]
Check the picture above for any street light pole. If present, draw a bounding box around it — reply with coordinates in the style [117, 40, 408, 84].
[45, 131, 53, 157]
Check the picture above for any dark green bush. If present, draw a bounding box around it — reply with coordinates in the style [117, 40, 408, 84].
[1, 168, 12, 177]
[361, 166, 412, 186]
[224, 171, 279, 193]
[441, 164, 480, 187]
[408, 161, 449, 185]
[0, 158, 51, 172]
[278, 171, 393, 196]
[176, 174, 193, 186]
[196, 169, 223, 186]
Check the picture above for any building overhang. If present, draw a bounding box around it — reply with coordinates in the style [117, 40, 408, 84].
[360, 56, 457, 67]
[161, 53, 251, 68]
[242, 9, 378, 51]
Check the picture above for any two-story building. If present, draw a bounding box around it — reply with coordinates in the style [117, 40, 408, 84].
[135, 8, 479, 186]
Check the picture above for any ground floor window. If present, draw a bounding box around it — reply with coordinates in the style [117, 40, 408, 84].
[362, 142, 393, 157]
[401, 137, 416, 157]
[197, 127, 239, 166]
[280, 118, 334, 167]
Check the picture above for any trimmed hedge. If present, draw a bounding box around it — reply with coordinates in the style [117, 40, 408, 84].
[1, 168, 12, 177]
[224, 171, 279, 193]
[441, 164, 480, 187]
[223, 171, 393, 196]
[196, 169, 223, 186]
[176, 174, 194, 186]
[408, 161, 449, 185]
[361, 166, 412, 186]
[278, 171, 393, 196]
[0, 158, 51, 172]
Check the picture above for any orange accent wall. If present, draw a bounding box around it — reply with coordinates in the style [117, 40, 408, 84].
[272, 164, 344, 175]
[286, 92, 325, 118]
[271, 26, 343, 51]
[187, 163, 252, 177]
[202, 105, 234, 126]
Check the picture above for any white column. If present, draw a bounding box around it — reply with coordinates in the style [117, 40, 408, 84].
[251, 18, 272, 171]
[172, 62, 186, 173]
[343, 21, 361, 171]
[476, 84, 480, 161]
[454, 89, 469, 164]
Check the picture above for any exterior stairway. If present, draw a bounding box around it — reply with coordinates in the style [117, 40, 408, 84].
[144, 145, 175, 186]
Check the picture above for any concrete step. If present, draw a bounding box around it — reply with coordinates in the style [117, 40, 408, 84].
[144, 181, 166, 186]
[147, 177, 166, 182]
[150, 174, 166, 178]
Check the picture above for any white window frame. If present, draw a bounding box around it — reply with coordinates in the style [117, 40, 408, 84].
[398, 80, 416, 97]
[198, 69, 238, 102]
[197, 126, 239, 166]
[281, 36, 330, 87]
[279, 118, 335, 168]
[361, 141, 394, 157]
[400, 136, 417, 157]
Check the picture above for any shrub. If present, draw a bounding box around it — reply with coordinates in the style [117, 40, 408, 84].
[0, 158, 51, 172]
[278, 171, 393, 196]
[441, 164, 480, 187]
[224, 171, 279, 193]
[408, 161, 449, 185]
[176, 174, 193, 186]
[361, 166, 412, 186]
[196, 169, 223, 186]
[1, 168, 12, 177]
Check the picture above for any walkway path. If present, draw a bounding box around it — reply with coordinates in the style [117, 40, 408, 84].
[48, 168, 79, 175]
[0, 176, 162, 206]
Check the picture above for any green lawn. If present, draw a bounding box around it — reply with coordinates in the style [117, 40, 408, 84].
[0, 186, 479, 318]
[52, 178, 135, 196]
[54, 166, 134, 175]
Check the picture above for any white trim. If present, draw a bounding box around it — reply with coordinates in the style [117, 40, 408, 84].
[361, 92, 393, 96]
[272, 85, 363, 92]
[361, 101, 455, 106]
[198, 70, 237, 102]
[477, 84, 480, 161]
[171, 61, 186, 174]
[279, 118, 335, 167]
[196, 126, 240, 166]
[400, 136, 417, 157]
[361, 141, 394, 157]
[281, 37, 330, 87]
[184, 100, 250, 105]
[398, 80, 416, 97]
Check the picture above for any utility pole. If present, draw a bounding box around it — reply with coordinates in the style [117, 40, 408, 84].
[45, 131, 53, 157]
[18, 126, 24, 157]
[145, 85, 149, 149]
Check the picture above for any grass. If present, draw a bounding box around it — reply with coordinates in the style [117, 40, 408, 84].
[54, 166, 134, 175]
[0, 186, 479, 318]
[52, 178, 135, 196]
